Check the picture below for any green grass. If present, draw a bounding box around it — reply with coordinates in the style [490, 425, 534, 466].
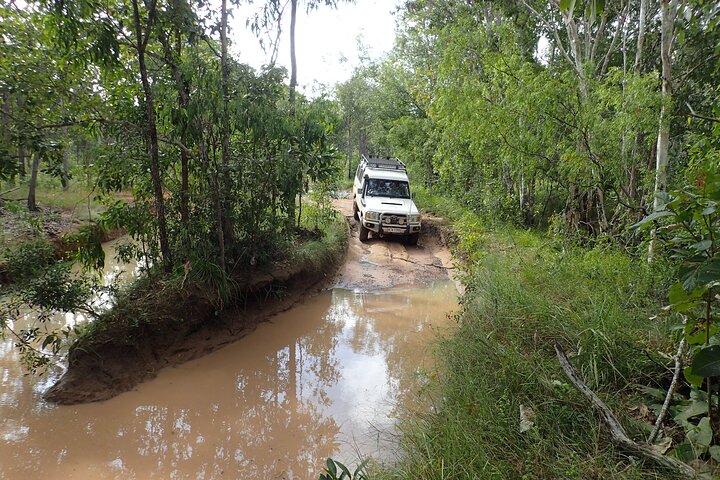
[294, 211, 348, 273]
[0, 175, 127, 264]
[2, 174, 105, 218]
[378, 191, 685, 479]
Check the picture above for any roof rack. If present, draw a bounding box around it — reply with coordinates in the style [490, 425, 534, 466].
[361, 154, 406, 171]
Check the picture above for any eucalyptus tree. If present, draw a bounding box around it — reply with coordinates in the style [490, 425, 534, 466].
[335, 71, 375, 175]
[647, 1, 720, 257]
[648, 0, 679, 257]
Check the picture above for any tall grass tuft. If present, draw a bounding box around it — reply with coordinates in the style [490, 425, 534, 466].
[295, 208, 348, 274]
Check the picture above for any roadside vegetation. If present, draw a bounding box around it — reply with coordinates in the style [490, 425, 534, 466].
[377, 191, 687, 479]
[73, 206, 346, 351]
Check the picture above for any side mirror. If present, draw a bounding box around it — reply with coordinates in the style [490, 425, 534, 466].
[411, 192, 416, 199]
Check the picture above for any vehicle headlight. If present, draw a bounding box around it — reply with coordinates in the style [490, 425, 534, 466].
[408, 214, 421, 223]
[365, 211, 380, 221]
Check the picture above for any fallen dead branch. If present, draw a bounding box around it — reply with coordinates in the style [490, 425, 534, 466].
[648, 335, 687, 444]
[554, 342, 697, 478]
[0, 186, 21, 202]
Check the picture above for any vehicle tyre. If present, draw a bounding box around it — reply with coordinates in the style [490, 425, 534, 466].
[407, 233, 420, 246]
[359, 223, 369, 242]
[352, 201, 359, 221]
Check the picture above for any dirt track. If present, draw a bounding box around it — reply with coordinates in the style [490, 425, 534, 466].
[332, 197, 462, 293]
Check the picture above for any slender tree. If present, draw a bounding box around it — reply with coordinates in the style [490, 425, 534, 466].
[131, 0, 172, 269]
[649, 0, 678, 259]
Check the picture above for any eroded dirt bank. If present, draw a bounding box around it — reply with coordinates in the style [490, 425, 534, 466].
[44, 228, 348, 405]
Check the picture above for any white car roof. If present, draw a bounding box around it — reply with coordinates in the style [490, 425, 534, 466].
[364, 168, 409, 182]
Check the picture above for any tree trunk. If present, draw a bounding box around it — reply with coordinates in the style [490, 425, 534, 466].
[132, 0, 172, 270]
[180, 149, 189, 225]
[289, 0, 298, 106]
[61, 126, 70, 191]
[220, 0, 233, 265]
[200, 137, 225, 272]
[159, 25, 190, 230]
[359, 130, 368, 158]
[561, 10, 588, 98]
[596, 188, 609, 234]
[14, 96, 26, 179]
[17, 143, 26, 179]
[346, 118, 353, 179]
[176, 32, 190, 229]
[649, 0, 676, 259]
[214, 176, 226, 272]
[634, 0, 648, 72]
[1, 91, 14, 181]
[27, 151, 40, 211]
[61, 151, 70, 191]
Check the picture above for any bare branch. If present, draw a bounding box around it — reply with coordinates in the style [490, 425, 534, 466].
[521, 0, 578, 76]
[648, 333, 686, 444]
[202, 34, 221, 59]
[675, 53, 720, 91]
[599, 4, 629, 77]
[158, 135, 193, 156]
[634, 0, 648, 71]
[555, 342, 697, 478]
[590, 6, 609, 65]
[686, 103, 720, 124]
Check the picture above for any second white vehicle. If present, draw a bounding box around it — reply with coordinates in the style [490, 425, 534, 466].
[352, 155, 422, 245]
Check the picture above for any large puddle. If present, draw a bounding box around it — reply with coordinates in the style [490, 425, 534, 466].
[1, 248, 457, 479]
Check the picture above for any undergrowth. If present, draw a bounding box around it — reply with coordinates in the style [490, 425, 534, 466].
[75, 211, 347, 349]
[379, 190, 685, 479]
[294, 209, 347, 274]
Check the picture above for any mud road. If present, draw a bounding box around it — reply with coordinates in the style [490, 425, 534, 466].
[0, 199, 460, 479]
[333, 196, 461, 293]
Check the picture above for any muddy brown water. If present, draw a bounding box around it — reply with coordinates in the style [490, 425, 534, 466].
[1, 216, 458, 479]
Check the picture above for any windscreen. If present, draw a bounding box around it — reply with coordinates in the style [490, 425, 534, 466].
[365, 179, 410, 198]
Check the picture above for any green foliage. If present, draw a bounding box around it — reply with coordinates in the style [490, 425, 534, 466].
[334, 0, 717, 244]
[0, 251, 99, 374]
[19, 263, 92, 313]
[382, 222, 679, 478]
[0, 0, 348, 373]
[635, 154, 720, 453]
[66, 222, 107, 271]
[5, 239, 55, 282]
[294, 209, 347, 274]
[319, 458, 368, 480]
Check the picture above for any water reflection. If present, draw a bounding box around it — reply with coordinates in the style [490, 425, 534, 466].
[0, 281, 457, 479]
[3, 237, 142, 335]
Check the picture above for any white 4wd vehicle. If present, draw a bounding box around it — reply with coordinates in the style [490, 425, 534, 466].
[352, 155, 422, 245]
